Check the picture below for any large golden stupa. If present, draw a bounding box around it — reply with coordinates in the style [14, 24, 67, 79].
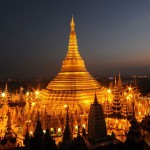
[40, 17, 102, 115]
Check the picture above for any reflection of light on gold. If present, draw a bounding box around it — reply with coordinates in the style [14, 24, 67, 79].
[26, 120, 31, 123]
[139, 112, 141, 115]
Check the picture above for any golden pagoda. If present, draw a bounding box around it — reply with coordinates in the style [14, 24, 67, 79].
[40, 16, 102, 115]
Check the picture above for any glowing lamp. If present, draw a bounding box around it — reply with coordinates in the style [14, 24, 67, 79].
[30, 131, 33, 135]
[58, 128, 61, 133]
[31, 102, 36, 106]
[26, 92, 29, 96]
[128, 87, 132, 91]
[2, 92, 5, 97]
[43, 130, 46, 134]
[35, 91, 39, 95]
[64, 104, 68, 108]
[107, 89, 111, 93]
[75, 125, 78, 131]
[82, 124, 85, 128]
[51, 128, 54, 133]
[115, 119, 118, 123]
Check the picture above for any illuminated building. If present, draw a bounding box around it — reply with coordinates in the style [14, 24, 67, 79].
[111, 76, 122, 118]
[0, 110, 17, 150]
[39, 16, 102, 115]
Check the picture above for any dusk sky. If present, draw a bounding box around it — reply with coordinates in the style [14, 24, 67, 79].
[1, 0, 150, 79]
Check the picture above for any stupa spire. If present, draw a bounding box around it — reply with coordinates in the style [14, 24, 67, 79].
[114, 75, 117, 85]
[61, 16, 87, 72]
[118, 72, 122, 87]
[70, 15, 75, 31]
[67, 15, 79, 58]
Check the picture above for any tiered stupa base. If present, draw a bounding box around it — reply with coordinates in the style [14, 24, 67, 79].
[40, 88, 103, 115]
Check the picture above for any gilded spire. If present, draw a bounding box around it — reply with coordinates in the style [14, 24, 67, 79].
[67, 15, 81, 59]
[118, 72, 120, 78]
[70, 15, 75, 31]
[118, 72, 122, 87]
[114, 75, 117, 85]
[60, 16, 87, 72]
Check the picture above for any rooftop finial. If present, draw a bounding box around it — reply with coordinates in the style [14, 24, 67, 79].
[118, 72, 120, 78]
[5, 83, 8, 90]
[94, 92, 98, 104]
[70, 15, 75, 31]
[114, 75, 117, 85]
[118, 72, 122, 87]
